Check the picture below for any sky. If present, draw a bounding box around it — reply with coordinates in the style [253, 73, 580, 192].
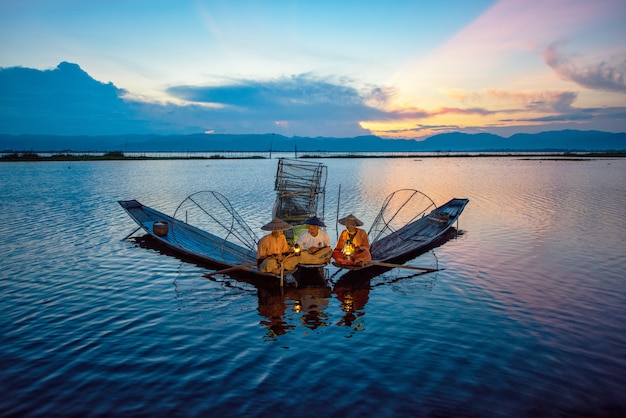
[1, 0, 625, 140]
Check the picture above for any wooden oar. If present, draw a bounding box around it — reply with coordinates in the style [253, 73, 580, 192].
[367, 261, 440, 272]
[279, 253, 299, 287]
[203, 261, 258, 277]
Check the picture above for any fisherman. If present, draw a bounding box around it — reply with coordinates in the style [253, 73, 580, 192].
[332, 214, 371, 266]
[256, 218, 299, 274]
[295, 216, 332, 265]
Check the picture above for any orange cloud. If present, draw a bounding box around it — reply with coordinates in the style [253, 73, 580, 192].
[372, 0, 626, 138]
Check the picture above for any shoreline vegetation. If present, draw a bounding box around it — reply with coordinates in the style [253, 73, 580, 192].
[1, 150, 625, 162]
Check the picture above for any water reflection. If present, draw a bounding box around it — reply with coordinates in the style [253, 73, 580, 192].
[256, 270, 374, 339]
[258, 285, 332, 338]
[254, 265, 441, 338]
[334, 274, 370, 330]
[131, 230, 448, 338]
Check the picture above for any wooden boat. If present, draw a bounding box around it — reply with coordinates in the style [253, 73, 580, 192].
[118, 193, 317, 288]
[119, 159, 331, 288]
[333, 189, 469, 273]
[120, 162, 466, 287]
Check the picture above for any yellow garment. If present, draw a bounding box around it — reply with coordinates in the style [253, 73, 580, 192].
[332, 228, 371, 265]
[257, 232, 291, 259]
[297, 246, 332, 265]
[256, 232, 298, 274]
[334, 228, 370, 253]
[258, 256, 299, 274]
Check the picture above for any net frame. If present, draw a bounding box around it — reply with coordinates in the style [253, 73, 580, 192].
[368, 189, 438, 249]
[272, 158, 327, 223]
[173, 190, 259, 253]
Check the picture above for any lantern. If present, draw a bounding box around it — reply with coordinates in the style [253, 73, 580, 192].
[342, 239, 355, 259]
[293, 243, 301, 256]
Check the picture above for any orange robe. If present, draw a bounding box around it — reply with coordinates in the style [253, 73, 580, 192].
[332, 228, 371, 265]
[256, 233, 298, 273]
[257, 233, 291, 260]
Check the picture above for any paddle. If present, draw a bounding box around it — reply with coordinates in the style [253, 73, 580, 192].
[367, 261, 440, 273]
[203, 261, 258, 277]
[279, 253, 298, 287]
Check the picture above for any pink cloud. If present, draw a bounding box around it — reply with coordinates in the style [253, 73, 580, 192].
[544, 43, 626, 93]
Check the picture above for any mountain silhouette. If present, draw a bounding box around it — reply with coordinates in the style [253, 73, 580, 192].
[1, 130, 625, 152]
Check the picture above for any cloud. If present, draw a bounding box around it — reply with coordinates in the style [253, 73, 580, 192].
[0, 63, 389, 137]
[524, 113, 593, 122]
[365, 105, 493, 123]
[3, 61, 624, 140]
[514, 106, 626, 124]
[382, 123, 465, 135]
[0, 62, 148, 135]
[544, 43, 626, 93]
[164, 74, 395, 136]
[168, 74, 359, 106]
[166, 74, 387, 121]
[366, 85, 626, 139]
[460, 88, 626, 124]
[372, 107, 429, 121]
[458, 89, 579, 113]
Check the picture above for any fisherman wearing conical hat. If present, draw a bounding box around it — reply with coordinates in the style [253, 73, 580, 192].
[295, 216, 332, 265]
[256, 218, 299, 274]
[332, 214, 371, 266]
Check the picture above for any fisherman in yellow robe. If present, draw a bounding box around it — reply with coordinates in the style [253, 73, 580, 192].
[256, 218, 299, 274]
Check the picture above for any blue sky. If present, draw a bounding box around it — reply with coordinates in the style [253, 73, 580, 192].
[1, 0, 625, 139]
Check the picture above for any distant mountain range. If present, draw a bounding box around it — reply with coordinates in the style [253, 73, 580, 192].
[1, 130, 625, 153]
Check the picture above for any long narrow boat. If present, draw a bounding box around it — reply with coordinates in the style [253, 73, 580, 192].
[118, 195, 305, 288]
[370, 197, 469, 263]
[333, 189, 469, 273]
[119, 159, 330, 288]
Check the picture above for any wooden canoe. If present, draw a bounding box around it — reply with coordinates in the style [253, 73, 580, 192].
[333, 196, 469, 272]
[119, 199, 321, 287]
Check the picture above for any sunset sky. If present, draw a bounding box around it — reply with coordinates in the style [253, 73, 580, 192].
[1, 0, 625, 139]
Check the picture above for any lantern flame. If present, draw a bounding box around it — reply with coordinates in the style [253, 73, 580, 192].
[342, 239, 355, 259]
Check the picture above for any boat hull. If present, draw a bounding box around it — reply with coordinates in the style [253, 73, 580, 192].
[334, 198, 469, 275]
[119, 200, 324, 287]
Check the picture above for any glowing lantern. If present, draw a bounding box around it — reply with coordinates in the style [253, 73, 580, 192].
[293, 244, 301, 256]
[342, 239, 355, 259]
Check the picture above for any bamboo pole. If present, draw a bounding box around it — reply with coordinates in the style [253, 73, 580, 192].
[202, 261, 258, 277]
[367, 261, 439, 272]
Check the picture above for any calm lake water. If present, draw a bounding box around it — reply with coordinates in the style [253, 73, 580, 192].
[1, 156, 625, 417]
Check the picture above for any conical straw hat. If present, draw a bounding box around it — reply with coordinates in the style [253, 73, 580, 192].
[261, 217, 292, 231]
[338, 214, 363, 226]
[302, 216, 326, 227]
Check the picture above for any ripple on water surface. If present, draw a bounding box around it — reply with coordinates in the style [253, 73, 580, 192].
[1, 158, 625, 416]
